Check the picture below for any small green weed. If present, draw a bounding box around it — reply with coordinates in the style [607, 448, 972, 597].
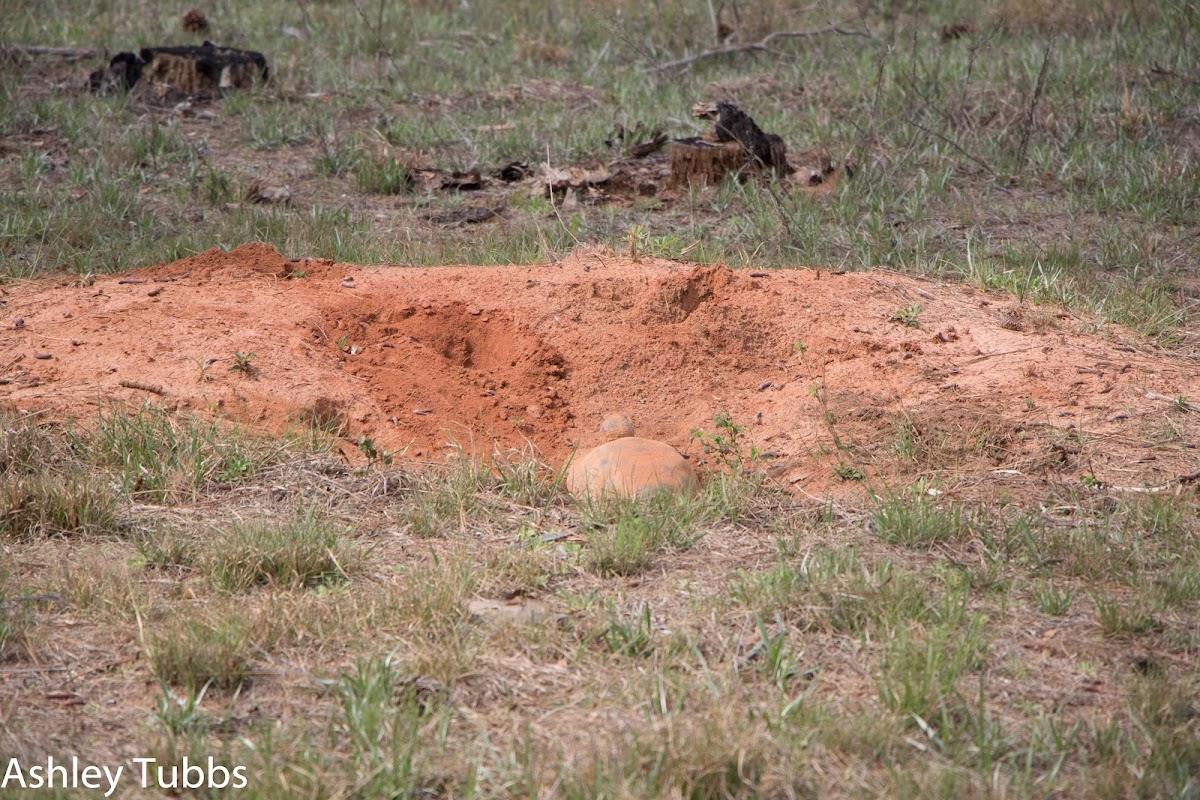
[0, 413, 59, 472]
[195, 357, 218, 383]
[356, 435, 394, 466]
[690, 410, 760, 471]
[229, 352, 257, 376]
[135, 527, 199, 571]
[340, 656, 400, 748]
[755, 616, 798, 689]
[196, 167, 235, 206]
[1155, 562, 1200, 608]
[1094, 595, 1159, 639]
[891, 303, 922, 327]
[585, 509, 670, 577]
[153, 679, 212, 736]
[0, 566, 31, 658]
[489, 448, 564, 507]
[834, 463, 865, 481]
[88, 406, 285, 501]
[401, 456, 489, 538]
[876, 606, 988, 724]
[1033, 582, 1073, 616]
[357, 158, 413, 195]
[623, 223, 684, 260]
[313, 130, 359, 179]
[603, 603, 657, 658]
[383, 556, 476, 636]
[732, 553, 933, 636]
[335, 656, 439, 796]
[582, 493, 705, 577]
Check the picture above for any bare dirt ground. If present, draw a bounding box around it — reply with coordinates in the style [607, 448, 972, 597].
[5, 242, 1198, 497]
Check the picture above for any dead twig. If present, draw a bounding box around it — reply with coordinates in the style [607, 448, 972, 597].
[962, 346, 1037, 365]
[1145, 391, 1200, 413]
[655, 23, 872, 72]
[1107, 467, 1200, 494]
[0, 354, 26, 376]
[902, 115, 994, 175]
[0, 592, 63, 604]
[1016, 39, 1054, 169]
[119, 379, 167, 396]
[1149, 63, 1200, 85]
[0, 43, 99, 60]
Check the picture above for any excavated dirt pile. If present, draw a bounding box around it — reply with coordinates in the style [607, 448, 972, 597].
[3, 243, 1197, 496]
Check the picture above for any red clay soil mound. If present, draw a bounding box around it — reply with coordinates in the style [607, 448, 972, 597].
[3, 243, 1197, 497]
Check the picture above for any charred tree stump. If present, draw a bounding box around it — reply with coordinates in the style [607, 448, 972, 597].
[89, 43, 268, 100]
[669, 101, 789, 188]
[712, 102, 788, 174]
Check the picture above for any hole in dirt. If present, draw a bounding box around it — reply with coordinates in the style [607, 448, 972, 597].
[333, 302, 571, 446]
[370, 303, 566, 377]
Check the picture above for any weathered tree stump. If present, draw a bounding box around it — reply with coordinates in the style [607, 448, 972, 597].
[89, 43, 269, 101]
[667, 139, 753, 189]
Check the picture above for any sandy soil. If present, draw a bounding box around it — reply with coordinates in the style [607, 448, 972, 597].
[3, 243, 1197, 495]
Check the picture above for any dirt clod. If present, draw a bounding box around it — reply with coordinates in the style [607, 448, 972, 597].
[182, 9, 210, 33]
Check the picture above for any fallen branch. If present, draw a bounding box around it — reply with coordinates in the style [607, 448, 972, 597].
[655, 23, 872, 72]
[0, 43, 100, 60]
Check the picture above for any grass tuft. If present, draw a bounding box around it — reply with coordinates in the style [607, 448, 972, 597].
[1033, 581, 1073, 616]
[582, 493, 704, 577]
[0, 413, 61, 472]
[872, 491, 967, 548]
[144, 614, 252, 690]
[602, 603, 658, 658]
[0, 565, 31, 660]
[1, 473, 121, 538]
[205, 511, 355, 591]
[877, 608, 989, 723]
[88, 406, 289, 501]
[1094, 594, 1159, 639]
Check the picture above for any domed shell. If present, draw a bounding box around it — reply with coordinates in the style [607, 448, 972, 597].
[566, 436, 699, 500]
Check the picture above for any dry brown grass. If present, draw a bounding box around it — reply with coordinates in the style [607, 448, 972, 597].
[2, 428, 1196, 796]
[990, 0, 1155, 33]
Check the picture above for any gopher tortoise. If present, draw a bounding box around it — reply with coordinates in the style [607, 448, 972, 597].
[566, 413, 699, 500]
